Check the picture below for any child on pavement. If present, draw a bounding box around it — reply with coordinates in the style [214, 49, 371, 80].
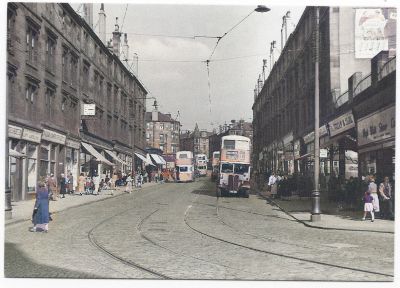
[362, 191, 375, 222]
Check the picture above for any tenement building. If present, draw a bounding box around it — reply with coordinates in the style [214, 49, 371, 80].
[179, 124, 211, 157]
[7, 3, 147, 201]
[252, 7, 396, 186]
[145, 109, 181, 155]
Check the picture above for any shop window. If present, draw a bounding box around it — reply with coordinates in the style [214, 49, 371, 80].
[27, 158, 37, 192]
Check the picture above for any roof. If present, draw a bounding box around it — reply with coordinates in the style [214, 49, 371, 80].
[145, 111, 179, 123]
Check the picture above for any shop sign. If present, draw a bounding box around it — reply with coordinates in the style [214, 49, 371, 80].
[66, 139, 81, 150]
[82, 103, 96, 116]
[303, 125, 328, 144]
[329, 112, 355, 137]
[22, 128, 41, 143]
[320, 149, 328, 158]
[8, 125, 23, 139]
[42, 129, 66, 145]
[357, 106, 395, 146]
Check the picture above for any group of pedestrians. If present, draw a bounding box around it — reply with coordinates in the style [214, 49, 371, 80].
[362, 175, 394, 222]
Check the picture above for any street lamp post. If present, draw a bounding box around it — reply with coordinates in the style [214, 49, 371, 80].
[311, 6, 321, 222]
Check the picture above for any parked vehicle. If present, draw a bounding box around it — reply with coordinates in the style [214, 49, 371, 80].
[217, 135, 251, 198]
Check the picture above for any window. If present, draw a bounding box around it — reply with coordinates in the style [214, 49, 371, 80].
[221, 163, 234, 173]
[7, 6, 16, 54]
[223, 140, 235, 149]
[160, 134, 164, 143]
[46, 35, 56, 72]
[26, 22, 39, 65]
[45, 87, 55, 118]
[25, 82, 37, 103]
[70, 54, 78, 87]
[61, 95, 67, 112]
[160, 123, 164, 130]
[179, 166, 188, 172]
[234, 164, 250, 174]
[62, 47, 69, 82]
[82, 63, 89, 92]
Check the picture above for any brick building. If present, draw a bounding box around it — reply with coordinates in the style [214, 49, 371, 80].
[145, 109, 181, 155]
[7, 3, 147, 201]
[252, 7, 396, 183]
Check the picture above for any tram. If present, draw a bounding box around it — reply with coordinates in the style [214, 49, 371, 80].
[217, 135, 251, 198]
[175, 151, 194, 182]
[195, 154, 208, 177]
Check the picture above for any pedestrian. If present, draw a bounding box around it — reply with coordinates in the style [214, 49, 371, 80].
[112, 172, 118, 187]
[67, 172, 74, 194]
[125, 174, 133, 193]
[59, 173, 67, 198]
[362, 190, 375, 222]
[93, 174, 100, 195]
[368, 175, 380, 216]
[78, 173, 85, 196]
[47, 173, 57, 201]
[379, 176, 394, 220]
[30, 179, 50, 232]
[268, 172, 277, 197]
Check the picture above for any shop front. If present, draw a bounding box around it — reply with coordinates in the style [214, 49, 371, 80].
[8, 124, 41, 201]
[80, 142, 114, 177]
[65, 138, 80, 189]
[357, 105, 395, 181]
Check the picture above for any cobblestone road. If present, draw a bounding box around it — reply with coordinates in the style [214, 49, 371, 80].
[4, 177, 394, 281]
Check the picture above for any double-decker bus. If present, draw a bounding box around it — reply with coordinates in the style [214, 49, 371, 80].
[211, 151, 220, 181]
[217, 135, 251, 198]
[175, 151, 194, 182]
[195, 154, 208, 177]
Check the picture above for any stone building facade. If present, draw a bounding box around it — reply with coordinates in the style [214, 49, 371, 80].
[7, 3, 147, 201]
[145, 110, 181, 155]
[179, 124, 211, 156]
[252, 7, 396, 182]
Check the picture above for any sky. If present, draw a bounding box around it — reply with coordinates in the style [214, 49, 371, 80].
[72, 1, 305, 132]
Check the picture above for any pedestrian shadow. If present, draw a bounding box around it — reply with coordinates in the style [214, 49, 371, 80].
[4, 242, 102, 279]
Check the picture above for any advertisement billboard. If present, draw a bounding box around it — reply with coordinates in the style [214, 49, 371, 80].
[355, 8, 397, 58]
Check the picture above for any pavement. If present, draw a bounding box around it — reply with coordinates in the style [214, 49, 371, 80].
[5, 181, 160, 226]
[258, 190, 394, 234]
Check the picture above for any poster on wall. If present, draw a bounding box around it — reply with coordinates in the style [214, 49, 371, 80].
[355, 8, 397, 58]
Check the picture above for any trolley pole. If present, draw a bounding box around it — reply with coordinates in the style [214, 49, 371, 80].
[311, 6, 321, 222]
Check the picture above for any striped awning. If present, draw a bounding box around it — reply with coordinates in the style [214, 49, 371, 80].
[135, 153, 155, 166]
[81, 142, 114, 166]
[105, 150, 128, 165]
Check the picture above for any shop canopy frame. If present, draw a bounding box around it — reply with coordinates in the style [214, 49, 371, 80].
[81, 142, 114, 166]
[150, 154, 166, 165]
[105, 149, 128, 166]
[135, 152, 156, 166]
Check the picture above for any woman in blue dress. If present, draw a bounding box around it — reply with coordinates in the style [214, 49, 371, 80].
[30, 179, 50, 232]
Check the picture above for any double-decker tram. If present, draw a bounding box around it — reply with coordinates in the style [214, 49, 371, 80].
[195, 154, 208, 177]
[217, 135, 251, 198]
[175, 151, 194, 182]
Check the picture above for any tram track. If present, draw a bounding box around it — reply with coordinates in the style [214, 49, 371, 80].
[183, 189, 394, 279]
[87, 207, 171, 279]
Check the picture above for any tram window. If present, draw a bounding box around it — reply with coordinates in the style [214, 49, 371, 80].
[234, 164, 249, 174]
[223, 140, 235, 149]
[221, 163, 233, 173]
[179, 166, 188, 172]
[179, 154, 188, 159]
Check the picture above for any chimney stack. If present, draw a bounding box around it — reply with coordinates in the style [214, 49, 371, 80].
[112, 17, 121, 57]
[83, 3, 93, 28]
[98, 3, 106, 44]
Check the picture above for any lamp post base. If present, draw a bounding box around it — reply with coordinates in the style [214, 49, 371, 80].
[310, 214, 321, 222]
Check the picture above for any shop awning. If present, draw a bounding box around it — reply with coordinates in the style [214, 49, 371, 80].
[150, 154, 166, 165]
[9, 149, 26, 158]
[81, 142, 114, 166]
[135, 153, 156, 166]
[105, 150, 128, 165]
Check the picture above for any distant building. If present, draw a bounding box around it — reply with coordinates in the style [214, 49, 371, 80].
[179, 123, 211, 156]
[145, 110, 180, 155]
[208, 120, 253, 161]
